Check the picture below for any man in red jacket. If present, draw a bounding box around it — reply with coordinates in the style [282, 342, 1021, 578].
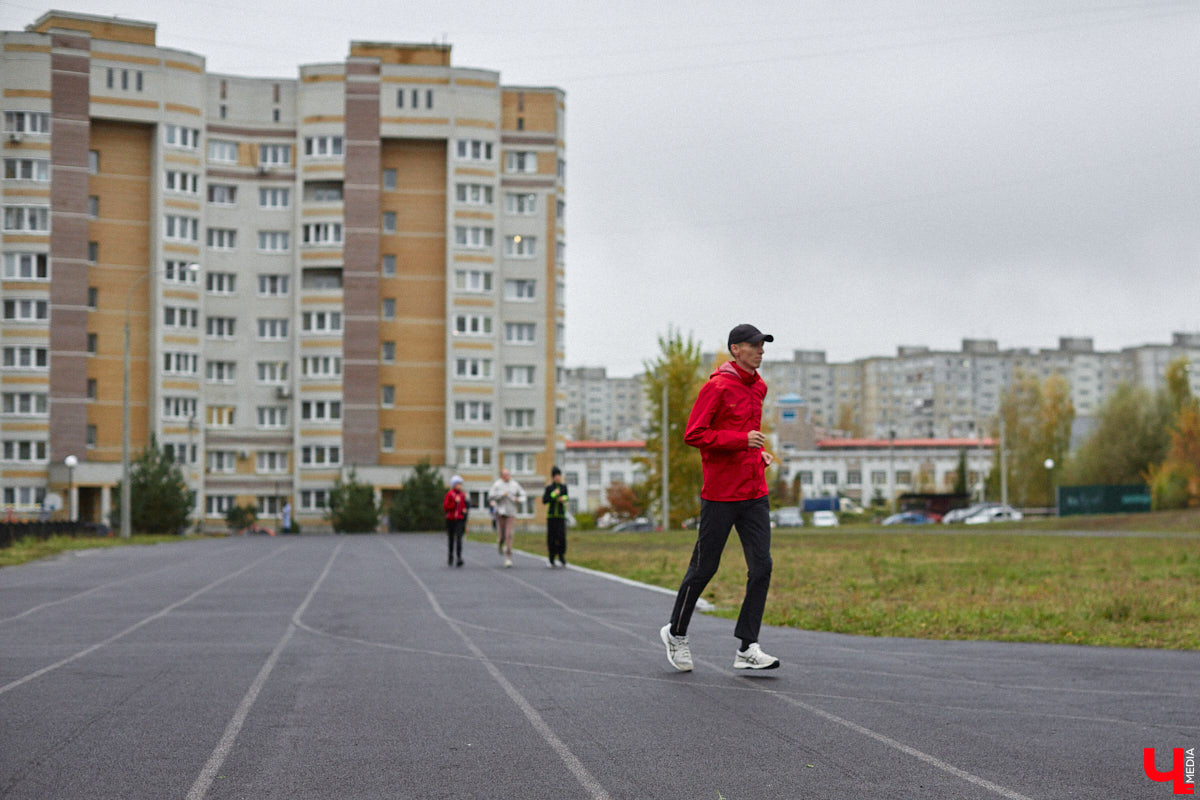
[660, 323, 780, 672]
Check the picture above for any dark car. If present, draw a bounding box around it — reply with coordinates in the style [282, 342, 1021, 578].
[611, 517, 656, 532]
[882, 511, 938, 525]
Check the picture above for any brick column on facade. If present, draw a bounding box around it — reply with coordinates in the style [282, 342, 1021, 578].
[48, 29, 92, 462]
[342, 57, 382, 466]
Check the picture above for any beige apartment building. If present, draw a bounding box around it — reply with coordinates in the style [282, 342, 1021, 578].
[1, 11, 566, 530]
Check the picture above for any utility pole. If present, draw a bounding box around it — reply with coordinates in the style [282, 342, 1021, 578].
[999, 416, 1009, 507]
[661, 381, 670, 531]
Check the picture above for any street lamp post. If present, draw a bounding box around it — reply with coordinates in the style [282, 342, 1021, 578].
[122, 263, 199, 539]
[1044, 458, 1056, 517]
[64, 454, 77, 522]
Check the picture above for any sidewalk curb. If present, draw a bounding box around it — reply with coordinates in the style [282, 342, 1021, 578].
[513, 549, 715, 611]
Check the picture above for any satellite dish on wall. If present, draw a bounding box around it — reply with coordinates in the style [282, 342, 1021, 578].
[43, 493, 63, 511]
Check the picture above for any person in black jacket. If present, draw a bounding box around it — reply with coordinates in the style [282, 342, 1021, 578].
[542, 466, 569, 568]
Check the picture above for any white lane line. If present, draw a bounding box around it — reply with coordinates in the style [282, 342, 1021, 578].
[0, 545, 289, 697]
[383, 539, 614, 800]
[185, 541, 342, 800]
[0, 544, 241, 625]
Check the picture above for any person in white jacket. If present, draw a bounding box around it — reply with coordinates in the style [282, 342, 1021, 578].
[488, 468, 527, 567]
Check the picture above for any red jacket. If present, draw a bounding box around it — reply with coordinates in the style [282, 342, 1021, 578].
[443, 488, 468, 521]
[684, 361, 768, 502]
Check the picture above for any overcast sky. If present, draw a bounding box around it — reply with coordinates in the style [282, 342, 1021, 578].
[5, 0, 1197, 376]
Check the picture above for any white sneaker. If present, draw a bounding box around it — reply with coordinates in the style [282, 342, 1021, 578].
[660, 625, 693, 672]
[734, 642, 780, 670]
[504, 557, 513, 568]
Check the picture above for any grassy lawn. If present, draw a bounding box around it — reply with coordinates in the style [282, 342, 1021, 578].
[505, 516, 1200, 650]
[0, 534, 199, 568]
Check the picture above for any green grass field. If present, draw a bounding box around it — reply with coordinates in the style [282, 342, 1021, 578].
[505, 516, 1200, 650]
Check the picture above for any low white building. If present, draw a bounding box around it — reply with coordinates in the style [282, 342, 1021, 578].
[561, 440, 645, 515]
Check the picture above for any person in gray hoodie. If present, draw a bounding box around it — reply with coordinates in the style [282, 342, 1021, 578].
[487, 468, 527, 568]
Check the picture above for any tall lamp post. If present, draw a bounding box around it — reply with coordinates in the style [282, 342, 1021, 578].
[1044, 458, 1056, 517]
[64, 454, 77, 522]
[122, 263, 199, 539]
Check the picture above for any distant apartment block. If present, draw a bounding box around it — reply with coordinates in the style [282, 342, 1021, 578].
[560, 366, 645, 442]
[1, 11, 566, 529]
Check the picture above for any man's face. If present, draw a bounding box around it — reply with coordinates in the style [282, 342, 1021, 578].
[501, 469, 511, 481]
[730, 340, 765, 372]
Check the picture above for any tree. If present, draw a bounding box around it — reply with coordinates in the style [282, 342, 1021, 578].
[109, 437, 194, 534]
[1065, 383, 1172, 486]
[988, 371, 1075, 507]
[328, 468, 381, 533]
[953, 449, 969, 496]
[388, 460, 446, 532]
[605, 482, 643, 520]
[225, 504, 257, 532]
[635, 327, 705, 528]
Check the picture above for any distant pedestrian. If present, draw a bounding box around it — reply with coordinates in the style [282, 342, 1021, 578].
[542, 466, 569, 567]
[443, 476, 469, 567]
[488, 469, 526, 568]
[281, 501, 291, 533]
[660, 323, 780, 673]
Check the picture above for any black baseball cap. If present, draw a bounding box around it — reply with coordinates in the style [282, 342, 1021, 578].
[728, 324, 774, 348]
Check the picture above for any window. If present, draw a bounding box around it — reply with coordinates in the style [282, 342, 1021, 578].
[505, 365, 535, 386]
[381, 385, 395, 407]
[88, 241, 99, 263]
[301, 400, 342, 421]
[456, 446, 492, 467]
[207, 451, 237, 473]
[207, 184, 237, 205]
[505, 236, 537, 257]
[257, 451, 288, 474]
[798, 471, 813, 485]
[381, 429, 395, 451]
[88, 150, 99, 174]
[4, 111, 50, 134]
[163, 306, 199, 330]
[259, 144, 291, 166]
[164, 124, 200, 149]
[312, 186, 342, 202]
[87, 333, 97, 354]
[3, 205, 49, 232]
[454, 401, 492, 423]
[257, 274, 290, 296]
[455, 139, 494, 162]
[381, 298, 395, 319]
[505, 151, 537, 173]
[164, 442, 194, 465]
[207, 228, 237, 250]
[505, 322, 536, 344]
[504, 279, 536, 300]
[382, 255, 396, 276]
[3, 253, 48, 280]
[455, 357, 492, 379]
[302, 311, 342, 333]
[382, 212, 396, 233]
[301, 355, 342, 377]
[162, 396, 198, 420]
[847, 470, 862, 485]
[165, 170, 199, 194]
[301, 490, 329, 512]
[505, 409, 535, 430]
[207, 405, 235, 427]
[302, 222, 342, 245]
[165, 260, 199, 284]
[454, 314, 492, 336]
[257, 318, 289, 340]
[87, 378, 97, 398]
[382, 169, 396, 190]
[205, 495, 235, 517]
[1, 440, 48, 463]
[381, 341, 395, 362]
[455, 270, 493, 293]
[2, 299, 48, 322]
[257, 406, 288, 428]
[896, 470, 912, 485]
[3, 486, 46, 508]
[259, 187, 290, 208]
[304, 136, 343, 157]
[301, 445, 341, 466]
[87, 287, 98, 309]
[453, 226, 493, 249]
[4, 158, 50, 181]
[256, 361, 289, 383]
[164, 215, 199, 242]
[207, 139, 237, 162]
[455, 183, 494, 206]
[822, 471, 838, 485]
[163, 351, 199, 375]
[1, 392, 48, 416]
[2, 346, 48, 369]
[505, 192, 537, 214]
[506, 452, 537, 475]
[88, 196, 99, 218]
[206, 272, 236, 294]
[257, 231, 290, 252]
[206, 316, 236, 339]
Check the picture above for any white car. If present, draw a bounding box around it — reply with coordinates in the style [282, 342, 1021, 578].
[774, 507, 804, 528]
[811, 510, 839, 527]
[942, 503, 998, 524]
[963, 505, 1023, 524]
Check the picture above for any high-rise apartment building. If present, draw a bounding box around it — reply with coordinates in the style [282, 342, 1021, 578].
[1, 11, 566, 529]
[559, 366, 645, 442]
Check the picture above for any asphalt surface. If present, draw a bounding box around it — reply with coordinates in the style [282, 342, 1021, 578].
[1, 534, 1197, 799]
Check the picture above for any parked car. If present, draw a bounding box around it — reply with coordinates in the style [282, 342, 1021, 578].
[882, 511, 938, 525]
[963, 505, 1023, 524]
[942, 503, 998, 524]
[811, 510, 839, 527]
[611, 517, 656, 532]
[774, 507, 804, 528]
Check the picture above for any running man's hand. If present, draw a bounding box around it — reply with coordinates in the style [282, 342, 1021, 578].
[761, 450, 774, 467]
[747, 430, 766, 449]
